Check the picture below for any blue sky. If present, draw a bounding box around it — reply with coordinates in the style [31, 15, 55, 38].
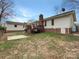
[10, 0, 79, 23]
[10, 0, 63, 22]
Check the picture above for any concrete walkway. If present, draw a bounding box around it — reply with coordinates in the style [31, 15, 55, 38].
[8, 35, 29, 40]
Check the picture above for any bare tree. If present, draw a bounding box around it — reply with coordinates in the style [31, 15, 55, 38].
[54, 6, 61, 14]
[62, 0, 79, 10]
[0, 0, 13, 24]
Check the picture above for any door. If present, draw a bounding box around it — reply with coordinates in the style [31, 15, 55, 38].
[61, 28, 65, 34]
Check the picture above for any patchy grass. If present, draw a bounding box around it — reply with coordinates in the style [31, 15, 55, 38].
[0, 40, 18, 51]
[0, 41, 13, 51]
[64, 34, 79, 41]
[0, 32, 79, 59]
[30, 32, 79, 41]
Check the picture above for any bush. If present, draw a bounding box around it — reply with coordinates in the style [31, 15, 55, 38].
[0, 26, 6, 30]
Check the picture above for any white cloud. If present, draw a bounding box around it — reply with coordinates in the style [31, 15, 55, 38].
[12, 16, 30, 22]
[19, 7, 33, 17]
[12, 6, 39, 22]
[11, 7, 34, 22]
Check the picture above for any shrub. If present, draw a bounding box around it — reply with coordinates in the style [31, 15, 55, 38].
[0, 26, 6, 30]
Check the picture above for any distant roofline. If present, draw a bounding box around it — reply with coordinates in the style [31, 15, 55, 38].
[32, 10, 76, 24]
[6, 21, 26, 25]
[45, 10, 76, 21]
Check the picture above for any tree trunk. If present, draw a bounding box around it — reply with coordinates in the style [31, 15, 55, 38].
[0, 17, 2, 26]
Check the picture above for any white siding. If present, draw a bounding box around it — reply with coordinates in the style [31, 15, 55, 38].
[44, 15, 74, 29]
[44, 20, 54, 29]
[5, 24, 25, 31]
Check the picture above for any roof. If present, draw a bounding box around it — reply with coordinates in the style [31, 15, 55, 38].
[6, 21, 25, 25]
[45, 10, 76, 21]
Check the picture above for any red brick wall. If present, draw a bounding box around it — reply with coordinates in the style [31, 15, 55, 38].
[6, 30, 24, 33]
[65, 28, 72, 34]
[45, 28, 61, 33]
[45, 28, 72, 34]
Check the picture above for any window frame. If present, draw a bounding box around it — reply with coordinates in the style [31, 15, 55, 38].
[45, 20, 47, 26]
[51, 19, 54, 25]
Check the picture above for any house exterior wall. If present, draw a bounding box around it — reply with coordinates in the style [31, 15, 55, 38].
[44, 20, 54, 29]
[44, 15, 73, 29]
[44, 15, 74, 34]
[54, 15, 72, 28]
[5, 24, 25, 32]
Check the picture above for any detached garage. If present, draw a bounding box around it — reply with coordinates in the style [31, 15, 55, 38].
[3, 21, 26, 32]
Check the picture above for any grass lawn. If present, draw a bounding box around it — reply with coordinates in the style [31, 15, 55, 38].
[0, 32, 79, 59]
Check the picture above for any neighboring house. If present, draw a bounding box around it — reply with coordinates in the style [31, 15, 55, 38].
[32, 10, 76, 34]
[2, 21, 26, 32]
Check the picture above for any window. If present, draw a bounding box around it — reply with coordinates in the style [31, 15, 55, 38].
[51, 19, 54, 25]
[45, 20, 47, 26]
[14, 25, 17, 27]
[23, 25, 25, 28]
